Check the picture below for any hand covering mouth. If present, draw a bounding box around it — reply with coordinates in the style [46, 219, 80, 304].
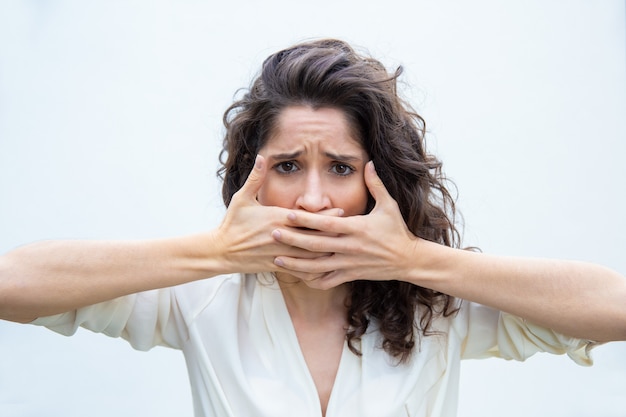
[291, 226, 340, 237]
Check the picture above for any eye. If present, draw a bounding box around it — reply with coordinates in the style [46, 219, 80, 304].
[274, 161, 299, 174]
[331, 163, 354, 176]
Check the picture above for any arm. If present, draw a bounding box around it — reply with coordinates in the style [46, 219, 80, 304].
[271, 162, 626, 342]
[407, 242, 626, 342]
[0, 155, 327, 323]
[0, 234, 222, 323]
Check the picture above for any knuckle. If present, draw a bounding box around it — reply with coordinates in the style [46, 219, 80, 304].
[320, 217, 334, 230]
[310, 239, 327, 253]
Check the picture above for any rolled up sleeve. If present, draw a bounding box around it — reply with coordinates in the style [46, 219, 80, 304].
[458, 302, 599, 366]
[31, 288, 187, 351]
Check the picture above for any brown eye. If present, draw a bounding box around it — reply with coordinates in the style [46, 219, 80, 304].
[275, 161, 298, 174]
[331, 163, 354, 176]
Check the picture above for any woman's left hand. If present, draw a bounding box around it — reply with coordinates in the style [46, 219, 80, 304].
[271, 161, 426, 290]
[272, 164, 626, 342]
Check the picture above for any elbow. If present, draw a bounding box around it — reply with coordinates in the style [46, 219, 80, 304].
[0, 256, 38, 324]
[0, 287, 39, 323]
[0, 293, 38, 324]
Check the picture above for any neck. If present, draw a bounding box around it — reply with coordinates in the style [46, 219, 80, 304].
[276, 272, 349, 323]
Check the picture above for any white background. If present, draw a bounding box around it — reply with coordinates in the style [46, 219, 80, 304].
[1, 1, 625, 416]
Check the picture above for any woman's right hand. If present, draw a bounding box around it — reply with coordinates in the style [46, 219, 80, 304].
[0, 154, 334, 322]
[212, 155, 337, 275]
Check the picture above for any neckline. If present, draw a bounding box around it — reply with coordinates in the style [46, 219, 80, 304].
[258, 272, 350, 417]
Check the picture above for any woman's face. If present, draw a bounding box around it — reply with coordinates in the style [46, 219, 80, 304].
[257, 106, 369, 216]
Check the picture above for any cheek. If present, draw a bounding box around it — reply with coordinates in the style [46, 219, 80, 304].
[256, 183, 274, 206]
[257, 175, 369, 213]
[337, 181, 369, 216]
[257, 180, 295, 208]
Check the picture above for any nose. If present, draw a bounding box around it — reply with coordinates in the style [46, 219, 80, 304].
[295, 170, 331, 212]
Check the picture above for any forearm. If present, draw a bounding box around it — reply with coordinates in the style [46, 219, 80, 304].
[411, 241, 626, 342]
[0, 233, 224, 323]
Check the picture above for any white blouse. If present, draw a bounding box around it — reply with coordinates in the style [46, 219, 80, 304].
[33, 272, 595, 417]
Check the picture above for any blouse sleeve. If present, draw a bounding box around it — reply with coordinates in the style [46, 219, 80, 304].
[456, 302, 599, 366]
[30, 287, 189, 351]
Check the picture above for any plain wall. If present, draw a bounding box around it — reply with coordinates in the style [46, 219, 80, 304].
[1, 1, 625, 416]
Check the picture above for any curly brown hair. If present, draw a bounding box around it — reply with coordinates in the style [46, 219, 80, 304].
[218, 39, 461, 362]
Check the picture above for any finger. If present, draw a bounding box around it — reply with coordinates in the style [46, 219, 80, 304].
[272, 229, 329, 252]
[274, 256, 334, 281]
[235, 155, 267, 202]
[302, 272, 343, 290]
[284, 211, 349, 235]
[274, 254, 338, 275]
[274, 258, 346, 290]
[280, 245, 334, 259]
[277, 270, 338, 290]
[272, 228, 348, 255]
[316, 208, 345, 218]
[364, 161, 394, 208]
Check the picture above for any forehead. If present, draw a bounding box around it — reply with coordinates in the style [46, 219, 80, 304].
[264, 106, 364, 152]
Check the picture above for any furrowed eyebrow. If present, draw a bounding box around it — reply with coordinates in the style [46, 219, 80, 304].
[267, 150, 362, 162]
[268, 151, 303, 160]
[323, 151, 362, 162]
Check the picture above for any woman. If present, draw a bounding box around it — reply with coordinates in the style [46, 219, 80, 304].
[1, 39, 625, 417]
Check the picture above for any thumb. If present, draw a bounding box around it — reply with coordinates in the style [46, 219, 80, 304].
[238, 154, 267, 202]
[364, 161, 393, 208]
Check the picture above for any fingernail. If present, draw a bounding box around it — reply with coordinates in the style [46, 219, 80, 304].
[271, 230, 281, 240]
[254, 155, 262, 170]
[287, 212, 296, 221]
[274, 257, 284, 267]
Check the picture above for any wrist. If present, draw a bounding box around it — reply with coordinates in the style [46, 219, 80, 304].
[179, 231, 231, 278]
[403, 238, 460, 289]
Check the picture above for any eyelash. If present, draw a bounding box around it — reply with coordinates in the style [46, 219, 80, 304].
[272, 161, 355, 177]
[274, 161, 298, 174]
[330, 163, 354, 176]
